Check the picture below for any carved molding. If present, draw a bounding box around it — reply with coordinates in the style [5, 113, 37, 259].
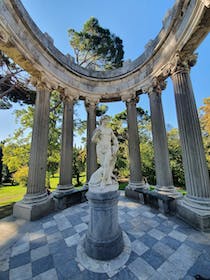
[85, 96, 100, 108]
[201, 0, 210, 8]
[162, 52, 198, 77]
[147, 76, 167, 95]
[121, 91, 139, 103]
[62, 88, 79, 103]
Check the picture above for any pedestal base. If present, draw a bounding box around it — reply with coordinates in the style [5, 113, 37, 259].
[177, 197, 210, 231]
[84, 189, 124, 260]
[125, 182, 148, 200]
[13, 194, 54, 221]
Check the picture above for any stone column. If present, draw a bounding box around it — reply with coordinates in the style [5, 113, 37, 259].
[122, 93, 146, 192]
[13, 80, 54, 220]
[57, 94, 77, 191]
[148, 77, 177, 196]
[170, 53, 210, 230]
[85, 97, 99, 183]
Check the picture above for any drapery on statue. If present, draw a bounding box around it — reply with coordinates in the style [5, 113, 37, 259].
[89, 115, 119, 190]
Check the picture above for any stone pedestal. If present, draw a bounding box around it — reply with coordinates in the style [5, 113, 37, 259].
[84, 190, 124, 260]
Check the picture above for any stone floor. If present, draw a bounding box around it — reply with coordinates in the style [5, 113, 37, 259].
[0, 192, 210, 280]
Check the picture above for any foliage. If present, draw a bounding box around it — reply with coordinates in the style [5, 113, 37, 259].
[72, 146, 86, 186]
[0, 51, 36, 109]
[13, 166, 28, 186]
[140, 141, 156, 185]
[0, 185, 26, 207]
[0, 145, 2, 184]
[167, 128, 185, 188]
[199, 97, 210, 169]
[68, 17, 124, 70]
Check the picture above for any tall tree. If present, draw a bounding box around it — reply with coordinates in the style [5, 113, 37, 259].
[68, 17, 124, 70]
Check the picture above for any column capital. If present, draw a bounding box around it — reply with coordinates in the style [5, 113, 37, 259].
[61, 88, 79, 104]
[30, 76, 55, 91]
[148, 76, 167, 95]
[85, 96, 100, 109]
[121, 92, 139, 104]
[164, 52, 197, 76]
[201, 0, 210, 8]
[0, 28, 10, 43]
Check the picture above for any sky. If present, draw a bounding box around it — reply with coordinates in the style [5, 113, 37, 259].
[0, 0, 210, 142]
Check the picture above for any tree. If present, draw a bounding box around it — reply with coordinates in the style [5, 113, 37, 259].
[72, 146, 86, 186]
[68, 17, 124, 70]
[0, 145, 3, 184]
[199, 97, 210, 169]
[0, 51, 36, 109]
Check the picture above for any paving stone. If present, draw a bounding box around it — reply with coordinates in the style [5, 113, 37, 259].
[153, 241, 175, 259]
[10, 251, 30, 269]
[9, 263, 32, 280]
[66, 215, 83, 226]
[139, 234, 158, 248]
[61, 226, 77, 238]
[56, 259, 80, 279]
[156, 223, 173, 234]
[32, 255, 54, 277]
[42, 220, 56, 229]
[30, 236, 47, 250]
[126, 251, 139, 265]
[74, 223, 88, 233]
[187, 254, 210, 279]
[168, 229, 187, 242]
[65, 233, 80, 247]
[142, 211, 156, 218]
[157, 260, 187, 280]
[29, 230, 45, 241]
[48, 239, 67, 254]
[33, 268, 58, 280]
[31, 245, 50, 262]
[0, 270, 9, 280]
[111, 267, 139, 280]
[43, 225, 58, 235]
[128, 257, 156, 280]
[11, 242, 30, 257]
[46, 231, 63, 244]
[131, 240, 149, 256]
[161, 236, 182, 250]
[148, 228, 166, 240]
[141, 248, 166, 269]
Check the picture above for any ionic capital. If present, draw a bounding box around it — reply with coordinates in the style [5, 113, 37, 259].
[148, 76, 167, 95]
[62, 88, 79, 104]
[164, 52, 197, 76]
[121, 92, 139, 104]
[201, 0, 210, 8]
[85, 96, 100, 109]
[0, 28, 9, 44]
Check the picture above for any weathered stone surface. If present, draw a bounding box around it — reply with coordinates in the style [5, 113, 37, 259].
[84, 190, 124, 260]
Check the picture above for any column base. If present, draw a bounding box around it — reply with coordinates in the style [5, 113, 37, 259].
[56, 184, 74, 192]
[125, 181, 148, 200]
[156, 185, 182, 198]
[13, 193, 54, 221]
[177, 196, 210, 231]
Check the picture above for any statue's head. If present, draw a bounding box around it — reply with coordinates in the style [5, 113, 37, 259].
[100, 115, 111, 125]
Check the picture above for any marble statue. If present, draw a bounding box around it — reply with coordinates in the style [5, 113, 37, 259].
[89, 115, 119, 190]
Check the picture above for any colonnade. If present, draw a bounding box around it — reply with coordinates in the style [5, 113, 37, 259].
[13, 54, 210, 230]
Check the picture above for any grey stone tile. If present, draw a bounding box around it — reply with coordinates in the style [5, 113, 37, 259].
[11, 242, 30, 257]
[156, 223, 173, 234]
[148, 228, 166, 240]
[0, 270, 9, 280]
[74, 222, 88, 233]
[56, 259, 80, 279]
[10, 251, 30, 269]
[29, 230, 45, 241]
[128, 257, 156, 280]
[42, 220, 56, 229]
[61, 226, 77, 238]
[33, 268, 58, 280]
[48, 239, 67, 254]
[9, 263, 32, 280]
[186, 254, 210, 279]
[30, 236, 47, 250]
[141, 248, 166, 269]
[43, 225, 58, 235]
[131, 240, 149, 256]
[168, 229, 187, 242]
[46, 231, 63, 244]
[142, 211, 156, 218]
[160, 236, 182, 250]
[157, 260, 187, 280]
[153, 241, 175, 259]
[139, 234, 158, 248]
[32, 255, 54, 277]
[126, 251, 139, 265]
[111, 267, 139, 280]
[31, 245, 49, 262]
[64, 233, 80, 247]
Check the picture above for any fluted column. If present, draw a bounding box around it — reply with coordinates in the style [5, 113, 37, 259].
[85, 97, 99, 183]
[13, 79, 54, 220]
[170, 52, 210, 230]
[122, 93, 145, 189]
[148, 77, 177, 195]
[57, 93, 77, 191]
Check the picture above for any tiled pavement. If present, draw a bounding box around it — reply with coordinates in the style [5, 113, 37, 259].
[0, 192, 210, 280]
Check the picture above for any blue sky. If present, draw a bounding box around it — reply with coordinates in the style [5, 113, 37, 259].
[0, 0, 209, 141]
